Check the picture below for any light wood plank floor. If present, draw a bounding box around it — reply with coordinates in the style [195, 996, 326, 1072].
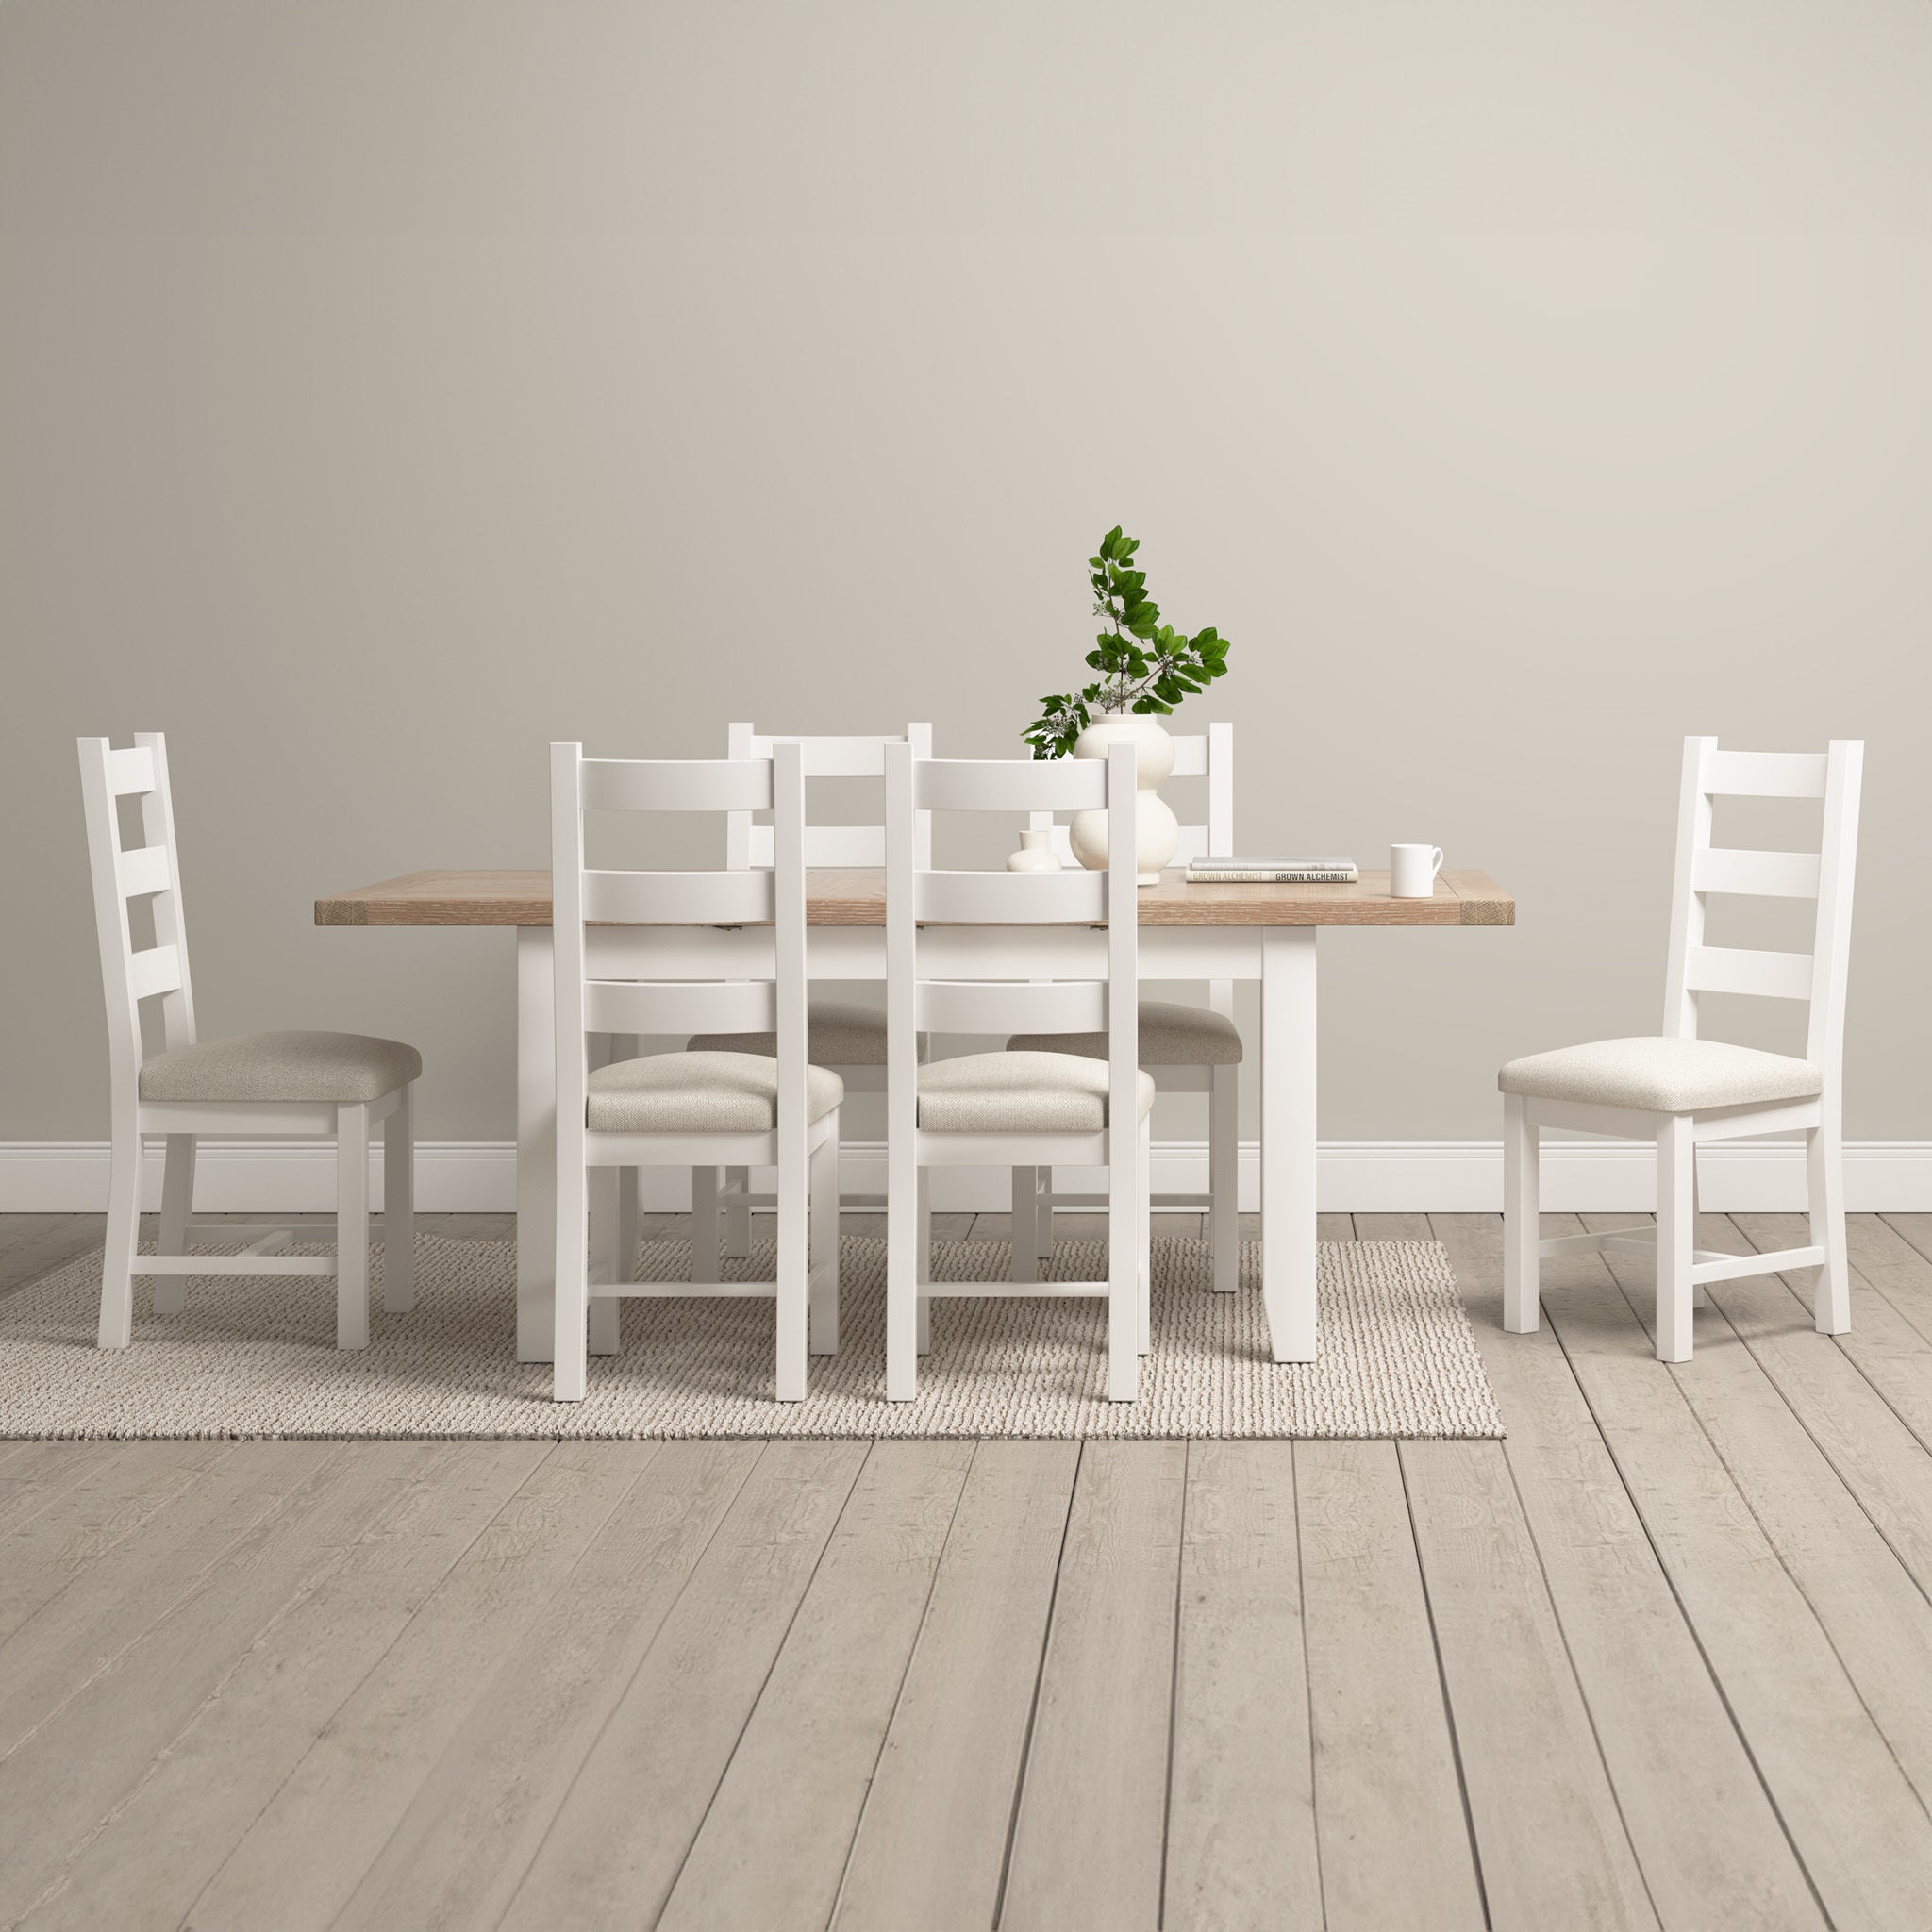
[5, 1209, 1932, 1930]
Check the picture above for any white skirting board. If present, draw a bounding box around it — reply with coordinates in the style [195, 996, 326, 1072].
[3, 1140, 1927, 1215]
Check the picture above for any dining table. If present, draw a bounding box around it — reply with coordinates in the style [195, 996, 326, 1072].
[315, 866, 1515, 1364]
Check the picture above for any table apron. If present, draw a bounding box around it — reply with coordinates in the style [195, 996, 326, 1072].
[584, 924, 1264, 980]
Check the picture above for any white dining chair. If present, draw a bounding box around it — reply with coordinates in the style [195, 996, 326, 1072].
[550, 740, 841, 1403]
[886, 741, 1149, 1402]
[1500, 736, 1863, 1362]
[77, 733, 419, 1351]
[677, 722, 932, 1271]
[1007, 721, 1241, 1292]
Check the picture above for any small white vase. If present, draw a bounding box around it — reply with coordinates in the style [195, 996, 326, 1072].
[1067, 710, 1181, 886]
[1006, 826, 1063, 873]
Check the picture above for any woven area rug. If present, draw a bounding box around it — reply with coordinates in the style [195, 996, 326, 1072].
[0, 1234, 1502, 1441]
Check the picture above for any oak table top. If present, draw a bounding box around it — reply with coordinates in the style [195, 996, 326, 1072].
[315, 868, 1515, 928]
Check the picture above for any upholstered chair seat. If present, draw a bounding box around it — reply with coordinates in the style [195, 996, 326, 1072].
[1008, 998, 1242, 1068]
[917, 1051, 1157, 1134]
[586, 1050, 842, 1134]
[138, 1030, 422, 1105]
[1499, 1036, 1821, 1116]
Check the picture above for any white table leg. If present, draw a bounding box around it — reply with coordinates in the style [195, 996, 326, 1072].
[1260, 927, 1318, 1361]
[517, 925, 557, 1363]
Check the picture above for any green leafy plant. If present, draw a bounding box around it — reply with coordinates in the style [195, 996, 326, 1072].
[1022, 526, 1231, 759]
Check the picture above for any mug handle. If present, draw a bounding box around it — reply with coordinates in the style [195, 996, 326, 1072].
[1430, 847, 1444, 884]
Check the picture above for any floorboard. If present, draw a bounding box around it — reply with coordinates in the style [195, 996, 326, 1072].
[1162, 1439, 1322, 1932]
[834, 1440, 1078, 1932]
[1296, 1437, 1487, 1932]
[1001, 1441, 1187, 1932]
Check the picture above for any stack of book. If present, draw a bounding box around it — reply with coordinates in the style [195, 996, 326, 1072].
[1185, 856, 1359, 884]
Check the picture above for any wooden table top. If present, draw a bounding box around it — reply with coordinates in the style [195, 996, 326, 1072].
[316, 868, 1514, 928]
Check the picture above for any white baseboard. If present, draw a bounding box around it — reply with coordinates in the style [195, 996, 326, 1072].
[3, 1140, 1926, 1215]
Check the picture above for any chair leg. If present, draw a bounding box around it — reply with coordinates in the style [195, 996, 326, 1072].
[691, 1167, 722, 1282]
[153, 1133, 196, 1315]
[1502, 1094, 1541, 1334]
[724, 1165, 753, 1259]
[1138, 1115, 1153, 1356]
[335, 1103, 371, 1351]
[1009, 1167, 1039, 1282]
[916, 1169, 933, 1355]
[887, 1143, 917, 1403]
[1108, 1129, 1138, 1402]
[383, 1084, 416, 1314]
[98, 1123, 142, 1350]
[1032, 1167, 1052, 1267]
[1209, 1062, 1239, 1293]
[810, 1121, 840, 1356]
[614, 1166, 641, 1286]
[1807, 1112, 1851, 1334]
[1690, 1143, 1707, 1307]
[554, 1157, 589, 1402]
[586, 1166, 622, 1357]
[774, 1124, 808, 1407]
[1656, 1118, 1694, 1363]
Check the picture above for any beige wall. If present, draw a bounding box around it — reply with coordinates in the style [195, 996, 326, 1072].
[3, 1, 1928, 1149]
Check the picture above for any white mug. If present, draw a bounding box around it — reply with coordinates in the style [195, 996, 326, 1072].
[1391, 843, 1444, 898]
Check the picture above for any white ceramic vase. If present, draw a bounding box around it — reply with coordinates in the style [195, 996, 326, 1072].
[1068, 710, 1180, 886]
[1006, 826, 1063, 872]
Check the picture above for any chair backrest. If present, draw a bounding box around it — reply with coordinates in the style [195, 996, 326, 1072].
[726, 723, 933, 870]
[885, 744, 1140, 1138]
[77, 733, 198, 1107]
[1025, 720, 1233, 869]
[1661, 736, 1864, 1084]
[550, 742, 808, 1130]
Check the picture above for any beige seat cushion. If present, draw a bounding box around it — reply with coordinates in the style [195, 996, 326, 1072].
[1008, 998, 1243, 1068]
[686, 999, 925, 1066]
[587, 1051, 842, 1133]
[1498, 1036, 1823, 1115]
[139, 1031, 421, 1105]
[918, 1051, 1157, 1133]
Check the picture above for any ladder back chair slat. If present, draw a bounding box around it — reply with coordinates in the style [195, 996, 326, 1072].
[579, 757, 773, 815]
[914, 868, 1108, 924]
[103, 744, 158, 797]
[117, 844, 173, 898]
[916, 978, 1110, 1036]
[1691, 847, 1822, 898]
[1682, 944, 1814, 1002]
[581, 868, 775, 926]
[1704, 748, 1829, 798]
[583, 978, 778, 1036]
